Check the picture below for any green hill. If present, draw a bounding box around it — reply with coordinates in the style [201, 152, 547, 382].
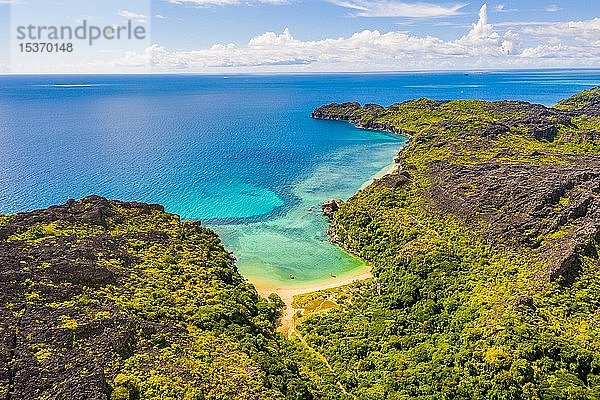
[0, 196, 343, 399]
[306, 89, 600, 399]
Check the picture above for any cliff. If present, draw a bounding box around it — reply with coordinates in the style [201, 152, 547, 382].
[302, 88, 600, 398]
[0, 196, 335, 400]
[313, 89, 600, 282]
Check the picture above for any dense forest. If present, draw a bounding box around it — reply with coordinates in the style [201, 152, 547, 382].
[0, 196, 343, 399]
[1, 88, 599, 399]
[305, 87, 600, 399]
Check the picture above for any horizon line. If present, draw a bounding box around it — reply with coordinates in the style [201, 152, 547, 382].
[2, 67, 600, 77]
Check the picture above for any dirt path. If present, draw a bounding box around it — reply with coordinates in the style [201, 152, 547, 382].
[258, 276, 372, 399]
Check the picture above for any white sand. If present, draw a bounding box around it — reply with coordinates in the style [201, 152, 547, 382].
[256, 270, 373, 337]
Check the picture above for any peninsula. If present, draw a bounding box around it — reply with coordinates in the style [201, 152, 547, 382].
[305, 87, 600, 398]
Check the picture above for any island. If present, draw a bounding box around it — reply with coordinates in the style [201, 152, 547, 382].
[1, 87, 599, 399]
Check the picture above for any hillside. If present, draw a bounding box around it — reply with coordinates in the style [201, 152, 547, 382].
[305, 88, 600, 399]
[0, 196, 343, 400]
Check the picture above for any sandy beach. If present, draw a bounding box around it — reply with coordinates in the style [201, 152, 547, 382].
[359, 160, 400, 190]
[256, 269, 373, 337]
[252, 159, 400, 336]
[247, 153, 403, 336]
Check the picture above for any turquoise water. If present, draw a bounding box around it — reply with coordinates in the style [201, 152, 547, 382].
[214, 129, 406, 287]
[1, 71, 599, 287]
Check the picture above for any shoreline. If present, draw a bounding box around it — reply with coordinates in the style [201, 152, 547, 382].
[253, 158, 402, 335]
[256, 269, 373, 337]
[250, 145, 406, 335]
[359, 159, 400, 190]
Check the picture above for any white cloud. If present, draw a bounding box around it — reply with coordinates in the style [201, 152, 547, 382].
[522, 18, 600, 39]
[105, 6, 525, 71]
[113, 3, 600, 72]
[117, 10, 147, 23]
[167, 0, 287, 6]
[458, 4, 498, 45]
[13, 2, 600, 73]
[328, 0, 467, 17]
[500, 30, 520, 55]
[544, 4, 562, 12]
[519, 42, 600, 59]
[452, 4, 519, 56]
[495, 4, 516, 12]
[495, 21, 558, 27]
[155, 14, 167, 19]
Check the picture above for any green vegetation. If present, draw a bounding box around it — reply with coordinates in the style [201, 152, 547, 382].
[3, 88, 600, 399]
[292, 281, 370, 331]
[301, 183, 600, 399]
[554, 87, 600, 111]
[0, 214, 14, 226]
[301, 89, 600, 399]
[0, 197, 343, 399]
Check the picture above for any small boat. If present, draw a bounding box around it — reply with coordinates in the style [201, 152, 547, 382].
[290, 274, 295, 280]
[329, 273, 336, 278]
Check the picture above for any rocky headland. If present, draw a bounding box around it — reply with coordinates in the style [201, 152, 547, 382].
[301, 87, 600, 398]
[313, 88, 600, 283]
[0, 196, 328, 399]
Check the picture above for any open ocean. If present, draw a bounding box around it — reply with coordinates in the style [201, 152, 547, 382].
[1, 70, 599, 287]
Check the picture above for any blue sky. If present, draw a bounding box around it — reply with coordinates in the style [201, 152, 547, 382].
[150, 1, 595, 48]
[1, 0, 599, 73]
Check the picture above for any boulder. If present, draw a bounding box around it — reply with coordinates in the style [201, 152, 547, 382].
[322, 199, 344, 219]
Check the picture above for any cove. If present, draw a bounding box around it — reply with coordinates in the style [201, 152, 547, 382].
[1, 71, 598, 290]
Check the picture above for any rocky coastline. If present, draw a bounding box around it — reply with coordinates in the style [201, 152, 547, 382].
[2, 86, 600, 399]
[296, 87, 600, 398]
[313, 88, 600, 283]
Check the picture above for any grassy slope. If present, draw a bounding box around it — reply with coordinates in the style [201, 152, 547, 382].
[300, 91, 600, 399]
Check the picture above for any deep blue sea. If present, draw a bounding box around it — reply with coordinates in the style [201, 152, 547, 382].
[1, 70, 599, 287]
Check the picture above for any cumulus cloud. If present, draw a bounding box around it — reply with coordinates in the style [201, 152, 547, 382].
[522, 18, 600, 39]
[457, 4, 498, 46]
[328, 0, 466, 17]
[113, 3, 600, 72]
